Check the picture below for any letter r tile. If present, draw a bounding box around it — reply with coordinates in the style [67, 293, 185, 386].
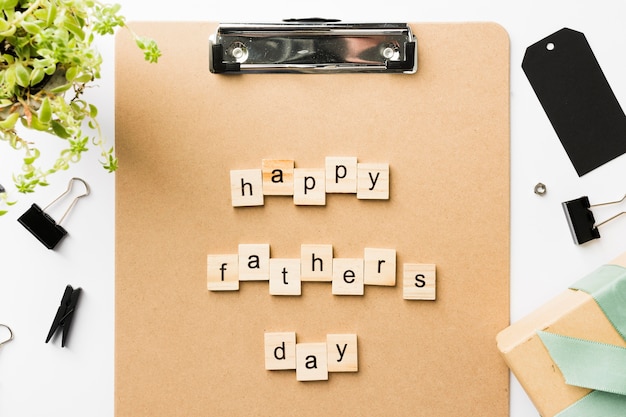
[364, 248, 396, 286]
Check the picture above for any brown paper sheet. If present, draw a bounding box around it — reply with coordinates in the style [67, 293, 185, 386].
[115, 22, 510, 416]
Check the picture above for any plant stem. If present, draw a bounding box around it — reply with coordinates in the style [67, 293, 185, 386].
[12, 0, 43, 25]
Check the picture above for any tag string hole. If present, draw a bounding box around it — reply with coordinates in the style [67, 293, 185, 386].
[546, 42, 555, 51]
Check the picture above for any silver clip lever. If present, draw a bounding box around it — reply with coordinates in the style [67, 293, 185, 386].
[210, 20, 417, 74]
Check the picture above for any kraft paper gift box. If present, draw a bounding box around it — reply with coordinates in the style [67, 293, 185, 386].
[497, 252, 626, 417]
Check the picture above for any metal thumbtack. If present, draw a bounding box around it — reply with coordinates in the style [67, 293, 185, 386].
[17, 178, 91, 249]
[0, 324, 13, 347]
[562, 193, 626, 245]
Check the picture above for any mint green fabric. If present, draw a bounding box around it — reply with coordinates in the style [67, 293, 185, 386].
[538, 331, 626, 395]
[571, 264, 626, 340]
[556, 391, 626, 417]
[536, 264, 626, 416]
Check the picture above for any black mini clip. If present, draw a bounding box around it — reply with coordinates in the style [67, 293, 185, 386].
[17, 178, 90, 249]
[562, 194, 626, 245]
[46, 285, 82, 348]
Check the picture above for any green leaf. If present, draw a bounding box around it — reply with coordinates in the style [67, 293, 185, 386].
[51, 120, 71, 138]
[39, 97, 52, 124]
[22, 21, 42, 35]
[89, 104, 98, 118]
[0, 19, 10, 33]
[65, 66, 77, 82]
[28, 113, 48, 131]
[14, 64, 30, 88]
[63, 21, 85, 40]
[30, 67, 45, 86]
[47, 1, 57, 26]
[0, 0, 19, 9]
[0, 112, 19, 129]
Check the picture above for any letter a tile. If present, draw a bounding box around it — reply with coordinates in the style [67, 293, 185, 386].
[238, 244, 270, 281]
[296, 343, 328, 381]
[262, 159, 294, 196]
[265, 332, 297, 370]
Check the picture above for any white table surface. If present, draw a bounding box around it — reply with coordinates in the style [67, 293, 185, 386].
[2, 1, 626, 416]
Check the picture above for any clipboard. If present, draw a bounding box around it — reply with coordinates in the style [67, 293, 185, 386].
[115, 21, 510, 416]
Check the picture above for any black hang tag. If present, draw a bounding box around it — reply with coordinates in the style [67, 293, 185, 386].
[17, 204, 68, 249]
[522, 28, 626, 176]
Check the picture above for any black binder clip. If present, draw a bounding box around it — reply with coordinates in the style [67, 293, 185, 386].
[562, 194, 626, 245]
[17, 178, 90, 249]
[46, 285, 82, 348]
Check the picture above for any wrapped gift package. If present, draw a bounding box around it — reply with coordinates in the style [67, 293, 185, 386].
[497, 252, 626, 417]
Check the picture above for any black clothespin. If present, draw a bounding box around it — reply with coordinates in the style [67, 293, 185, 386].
[562, 194, 626, 245]
[18, 178, 90, 249]
[46, 285, 82, 348]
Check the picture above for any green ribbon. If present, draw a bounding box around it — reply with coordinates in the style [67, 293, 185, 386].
[538, 264, 626, 416]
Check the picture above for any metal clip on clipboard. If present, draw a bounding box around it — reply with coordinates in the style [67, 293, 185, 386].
[209, 20, 417, 74]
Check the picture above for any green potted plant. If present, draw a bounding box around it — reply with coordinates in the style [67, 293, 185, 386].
[0, 0, 160, 215]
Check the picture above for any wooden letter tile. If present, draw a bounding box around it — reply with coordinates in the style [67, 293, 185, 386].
[364, 248, 396, 286]
[403, 263, 436, 300]
[238, 244, 270, 281]
[332, 258, 364, 295]
[296, 343, 328, 381]
[327, 334, 358, 372]
[293, 169, 326, 205]
[207, 254, 239, 291]
[230, 169, 264, 207]
[269, 258, 302, 296]
[265, 332, 297, 370]
[262, 159, 294, 196]
[325, 156, 357, 193]
[300, 244, 333, 282]
[357, 163, 390, 200]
